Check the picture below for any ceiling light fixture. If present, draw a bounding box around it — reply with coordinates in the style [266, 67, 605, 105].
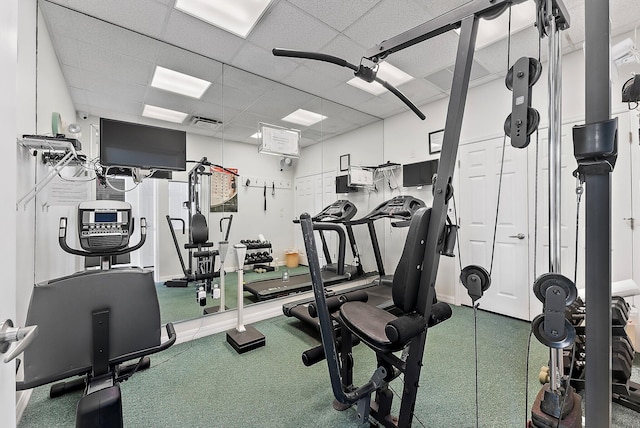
[151, 66, 211, 99]
[347, 62, 414, 95]
[281, 109, 327, 126]
[174, 0, 273, 38]
[142, 104, 188, 124]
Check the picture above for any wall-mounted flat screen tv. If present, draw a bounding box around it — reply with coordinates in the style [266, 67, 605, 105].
[336, 175, 359, 193]
[100, 118, 187, 171]
[402, 160, 439, 187]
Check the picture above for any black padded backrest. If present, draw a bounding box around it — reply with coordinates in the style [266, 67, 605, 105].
[392, 207, 431, 313]
[19, 269, 161, 389]
[191, 213, 209, 244]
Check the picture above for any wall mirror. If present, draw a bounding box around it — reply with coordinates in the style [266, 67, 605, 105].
[36, 0, 384, 327]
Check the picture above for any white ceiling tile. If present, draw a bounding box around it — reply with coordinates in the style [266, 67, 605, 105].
[247, 1, 339, 52]
[50, 0, 171, 39]
[45, 9, 162, 64]
[61, 65, 87, 91]
[192, 101, 224, 119]
[393, 77, 444, 104]
[162, 9, 246, 64]
[424, 68, 453, 91]
[86, 92, 144, 117]
[344, 0, 433, 48]
[382, 32, 460, 78]
[48, 34, 79, 67]
[353, 96, 406, 118]
[75, 41, 155, 85]
[231, 42, 299, 81]
[144, 89, 201, 114]
[287, 0, 381, 32]
[154, 44, 224, 84]
[322, 83, 378, 107]
[281, 64, 344, 95]
[410, 0, 472, 18]
[85, 77, 148, 103]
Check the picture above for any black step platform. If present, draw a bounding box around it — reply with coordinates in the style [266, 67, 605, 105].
[226, 325, 266, 354]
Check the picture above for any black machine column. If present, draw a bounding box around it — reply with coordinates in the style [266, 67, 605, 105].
[583, 1, 613, 426]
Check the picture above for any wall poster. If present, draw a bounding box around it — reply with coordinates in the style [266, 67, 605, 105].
[211, 166, 238, 212]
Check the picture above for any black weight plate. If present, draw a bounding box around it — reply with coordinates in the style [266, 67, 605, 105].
[531, 314, 576, 349]
[533, 273, 577, 305]
[505, 57, 543, 90]
[460, 265, 491, 292]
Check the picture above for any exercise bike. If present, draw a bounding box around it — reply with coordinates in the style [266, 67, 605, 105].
[16, 200, 176, 428]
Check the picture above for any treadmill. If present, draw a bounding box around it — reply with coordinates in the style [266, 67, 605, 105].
[283, 195, 425, 326]
[243, 200, 361, 301]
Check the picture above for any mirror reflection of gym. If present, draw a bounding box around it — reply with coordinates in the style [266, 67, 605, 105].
[36, 2, 383, 327]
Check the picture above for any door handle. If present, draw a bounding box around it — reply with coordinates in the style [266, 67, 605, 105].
[1, 319, 39, 363]
[509, 233, 526, 240]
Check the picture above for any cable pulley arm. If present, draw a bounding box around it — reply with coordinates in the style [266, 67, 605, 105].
[272, 48, 425, 120]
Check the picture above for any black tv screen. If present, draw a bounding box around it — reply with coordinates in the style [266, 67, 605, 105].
[403, 160, 439, 187]
[100, 118, 186, 171]
[336, 175, 358, 193]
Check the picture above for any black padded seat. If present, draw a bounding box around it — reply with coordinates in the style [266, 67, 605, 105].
[339, 302, 399, 351]
[339, 207, 433, 353]
[184, 241, 214, 249]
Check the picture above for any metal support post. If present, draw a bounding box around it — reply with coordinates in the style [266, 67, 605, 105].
[584, 0, 613, 426]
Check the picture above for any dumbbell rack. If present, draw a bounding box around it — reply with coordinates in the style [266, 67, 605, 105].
[239, 240, 273, 270]
[565, 296, 639, 412]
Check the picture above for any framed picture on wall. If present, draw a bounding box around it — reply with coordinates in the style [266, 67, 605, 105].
[340, 154, 350, 171]
[429, 129, 444, 154]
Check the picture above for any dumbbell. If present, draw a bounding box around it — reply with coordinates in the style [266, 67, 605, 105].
[612, 296, 630, 326]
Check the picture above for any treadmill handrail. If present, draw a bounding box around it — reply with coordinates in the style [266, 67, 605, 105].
[312, 222, 346, 276]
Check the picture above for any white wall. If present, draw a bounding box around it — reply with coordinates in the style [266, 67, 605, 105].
[31, 7, 82, 286]
[1, 2, 19, 427]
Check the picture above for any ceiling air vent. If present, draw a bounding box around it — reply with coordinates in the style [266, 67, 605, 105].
[190, 115, 223, 131]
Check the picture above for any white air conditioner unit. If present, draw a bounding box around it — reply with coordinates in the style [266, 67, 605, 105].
[190, 116, 223, 131]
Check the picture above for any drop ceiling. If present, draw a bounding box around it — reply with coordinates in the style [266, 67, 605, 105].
[39, 0, 640, 146]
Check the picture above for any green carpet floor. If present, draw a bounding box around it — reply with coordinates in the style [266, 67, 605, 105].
[18, 306, 640, 427]
[156, 266, 310, 324]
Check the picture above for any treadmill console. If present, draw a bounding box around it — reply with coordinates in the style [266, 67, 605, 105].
[313, 200, 358, 223]
[77, 200, 133, 252]
[367, 195, 425, 221]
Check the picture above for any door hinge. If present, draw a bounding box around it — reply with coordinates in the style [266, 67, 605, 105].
[624, 217, 635, 230]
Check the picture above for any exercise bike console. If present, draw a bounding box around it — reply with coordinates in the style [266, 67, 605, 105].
[59, 201, 146, 267]
[77, 201, 133, 251]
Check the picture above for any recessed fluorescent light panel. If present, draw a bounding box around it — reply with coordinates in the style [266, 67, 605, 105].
[142, 104, 188, 124]
[174, 0, 272, 38]
[347, 62, 414, 95]
[281, 109, 327, 126]
[455, 1, 535, 49]
[151, 66, 211, 99]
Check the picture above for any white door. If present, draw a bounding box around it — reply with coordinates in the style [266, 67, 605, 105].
[458, 137, 530, 320]
[294, 175, 317, 265]
[294, 172, 338, 266]
[610, 114, 634, 283]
